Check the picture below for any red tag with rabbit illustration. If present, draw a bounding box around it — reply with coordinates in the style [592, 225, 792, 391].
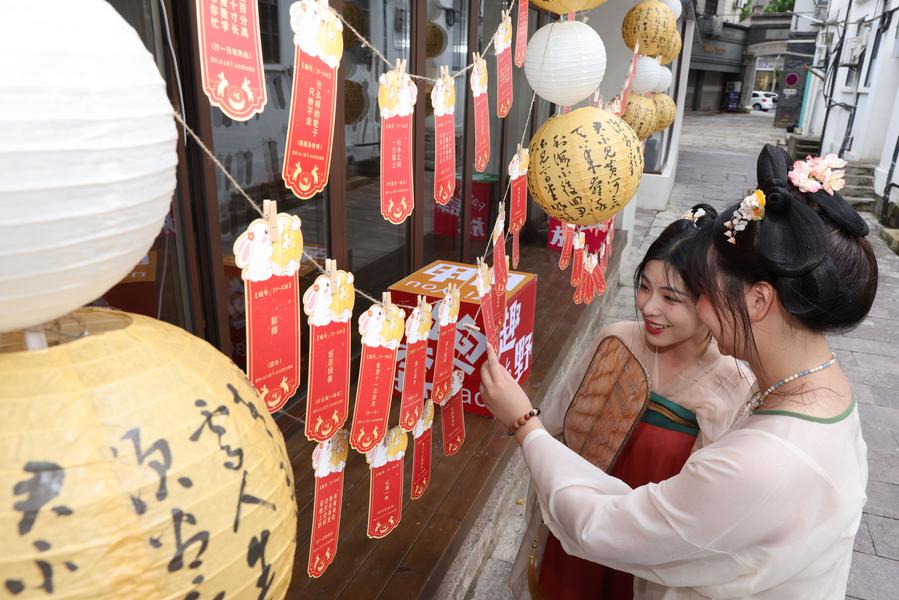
[196, 0, 266, 120]
[233, 209, 304, 412]
[492, 206, 508, 330]
[477, 260, 500, 352]
[471, 53, 490, 172]
[515, 0, 528, 68]
[308, 429, 349, 578]
[350, 298, 404, 453]
[367, 427, 407, 539]
[431, 285, 461, 404]
[303, 260, 355, 441]
[574, 253, 600, 305]
[432, 68, 457, 206]
[379, 60, 417, 224]
[411, 400, 435, 500]
[495, 12, 514, 119]
[441, 370, 466, 456]
[508, 147, 529, 268]
[571, 232, 586, 287]
[282, 0, 343, 199]
[399, 297, 432, 431]
[559, 223, 576, 270]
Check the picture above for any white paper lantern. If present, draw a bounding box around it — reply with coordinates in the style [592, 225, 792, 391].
[660, 0, 683, 20]
[0, 0, 177, 332]
[631, 56, 661, 94]
[428, 0, 445, 21]
[653, 66, 673, 92]
[525, 21, 607, 107]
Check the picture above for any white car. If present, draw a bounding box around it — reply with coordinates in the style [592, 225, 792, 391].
[751, 91, 774, 111]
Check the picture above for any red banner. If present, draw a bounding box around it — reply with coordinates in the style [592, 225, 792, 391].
[471, 55, 490, 172]
[478, 264, 499, 352]
[379, 63, 417, 224]
[515, 0, 529, 68]
[411, 401, 435, 500]
[509, 170, 527, 269]
[571, 233, 585, 287]
[399, 299, 431, 431]
[196, 0, 266, 121]
[441, 372, 466, 456]
[432, 71, 457, 205]
[308, 430, 348, 579]
[367, 428, 407, 539]
[431, 287, 461, 404]
[492, 211, 508, 331]
[495, 13, 514, 118]
[559, 223, 575, 270]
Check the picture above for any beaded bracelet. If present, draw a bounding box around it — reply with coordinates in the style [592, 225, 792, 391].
[506, 408, 541, 437]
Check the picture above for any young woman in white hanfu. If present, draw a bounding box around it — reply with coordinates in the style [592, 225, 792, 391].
[483, 145, 877, 599]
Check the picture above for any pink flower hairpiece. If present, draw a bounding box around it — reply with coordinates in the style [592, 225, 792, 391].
[788, 153, 847, 195]
[724, 189, 766, 245]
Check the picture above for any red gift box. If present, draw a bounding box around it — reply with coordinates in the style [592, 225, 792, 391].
[389, 260, 537, 418]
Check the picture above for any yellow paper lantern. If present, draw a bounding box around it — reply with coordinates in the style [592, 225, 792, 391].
[652, 92, 676, 131]
[622, 94, 658, 140]
[532, 0, 608, 14]
[622, 0, 676, 57]
[0, 309, 297, 599]
[426, 22, 448, 58]
[527, 107, 644, 226]
[659, 31, 682, 65]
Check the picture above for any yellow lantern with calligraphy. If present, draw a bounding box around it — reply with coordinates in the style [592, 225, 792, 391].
[0, 309, 297, 599]
[527, 106, 644, 226]
[652, 92, 676, 132]
[659, 30, 682, 65]
[622, 0, 677, 57]
[622, 94, 658, 140]
[531, 0, 608, 13]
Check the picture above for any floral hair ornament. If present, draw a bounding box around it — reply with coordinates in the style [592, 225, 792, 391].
[787, 153, 847, 196]
[724, 189, 766, 245]
[682, 207, 706, 225]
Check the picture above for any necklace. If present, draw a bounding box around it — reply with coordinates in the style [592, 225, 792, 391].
[743, 352, 838, 416]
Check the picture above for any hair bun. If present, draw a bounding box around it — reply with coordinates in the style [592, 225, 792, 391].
[763, 179, 792, 214]
[690, 202, 718, 225]
[756, 145, 793, 214]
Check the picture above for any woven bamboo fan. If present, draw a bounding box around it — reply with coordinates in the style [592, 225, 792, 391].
[563, 335, 650, 472]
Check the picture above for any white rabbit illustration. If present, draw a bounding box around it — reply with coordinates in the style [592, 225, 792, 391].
[233, 221, 273, 282]
[366, 437, 388, 469]
[312, 438, 333, 478]
[303, 273, 334, 326]
[451, 369, 465, 396]
[359, 305, 387, 348]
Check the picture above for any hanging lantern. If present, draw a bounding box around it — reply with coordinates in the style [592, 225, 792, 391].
[524, 21, 607, 107]
[653, 66, 673, 93]
[0, 309, 297, 598]
[622, 0, 676, 57]
[659, 31, 682, 65]
[0, 1, 176, 332]
[652, 93, 676, 131]
[527, 107, 644, 226]
[631, 56, 662, 94]
[659, 0, 683, 20]
[428, 0, 445, 21]
[622, 94, 658, 140]
[426, 22, 448, 58]
[531, 0, 608, 13]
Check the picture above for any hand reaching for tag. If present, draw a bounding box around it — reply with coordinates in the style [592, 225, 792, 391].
[480, 344, 542, 440]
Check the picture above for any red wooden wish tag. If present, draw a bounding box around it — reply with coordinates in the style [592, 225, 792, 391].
[559, 222, 576, 270]
[399, 296, 432, 432]
[508, 146, 529, 269]
[471, 53, 490, 172]
[430, 285, 461, 405]
[367, 427, 408, 539]
[308, 429, 349, 578]
[379, 59, 417, 224]
[492, 205, 509, 331]
[441, 370, 466, 456]
[431, 67, 457, 206]
[303, 259, 355, 441]
[477, 259, 500, 352]
[411, 400, 435, 500]
[495, 11, 514, 119]
[571, 232, 586, 287]
[514, 0, 529, 68]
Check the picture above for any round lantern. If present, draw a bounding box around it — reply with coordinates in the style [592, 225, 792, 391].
[660, 0, 683, 20]
[527, 107, 644, 225]
[0, 309, 297, 598]
[622, 0, 677, 57]
[428, 0, 444, 21]
[531, 0, 608, 13]
[622, 94, 658, 140]
[631, 56, 662, 94]
[525, 21, 607, 107]
[652, 93, 676, 131]
[659, 31, 683, 65]
[0, 2, 176, 332]
[426, 22, 448, 58]
[653, 66, 673, 93]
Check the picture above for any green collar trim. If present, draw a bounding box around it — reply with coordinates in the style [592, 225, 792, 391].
[754, 397, 857, 424]
[649, 392, 699, 425]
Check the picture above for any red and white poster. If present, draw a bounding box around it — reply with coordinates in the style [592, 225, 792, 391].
[367, 427, 407, 539]
[477, 260, 500, 352]
[508, 147, 529, 268]
[303, 262, 356, 441]
[571, 232, 586, 287]
[351, 301, 405, 453]
[441, 371, 466, 456]
[196, 0, 266, 121]
[431, 285, 461, 405]
[308, 429, 349, 578]
[471, 54, 490, 172]
[379, 60, 417, 224]
[515, 0, 529, 67]
[492, 206, 508, 331]
[431, 68, 456, 206]
[399, 297, 432, 431]
[494, 12, 514, 119]
[283, 0, 344, 199]
[411, 400, 435, 500]
[233, 212, 304, 412]
[558, 222, 576, 270]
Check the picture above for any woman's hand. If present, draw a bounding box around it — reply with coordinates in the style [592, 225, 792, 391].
[480, 344, 537, 431]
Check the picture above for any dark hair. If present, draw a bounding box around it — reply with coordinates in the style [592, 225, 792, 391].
[634, 203, 718, 297]
[686, 144, 878, 359]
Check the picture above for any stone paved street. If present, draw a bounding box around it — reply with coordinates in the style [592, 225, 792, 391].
[466, 112, 899, 599]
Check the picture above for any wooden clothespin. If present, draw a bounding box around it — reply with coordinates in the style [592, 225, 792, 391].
[460, 322, 481, 333]
[263, 199, 279, 244]
[382, 291, 392, 308]
[325, 258, 338, 287]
